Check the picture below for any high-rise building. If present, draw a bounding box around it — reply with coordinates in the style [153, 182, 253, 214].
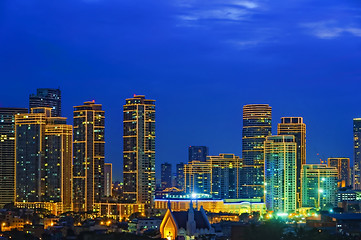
[207, 154, 242, 199]
[301, 164, 338, 209]
[123, 95, 155, 206]
[15, 107, 72, 212]
[184, 161, 211, 195]
[328, 158, 350, 188]
[176, 163, 185, 190]
[161, 163, 172, 190]
[241, 104, 272, 199]
[188, 146, 208, 162]
[0, 108, 27, 207]
[278, 117, 306, 205]
[73, 101, 105, 212]
[353, 118, 361, 190]
[264, 135, 297, 213]
[104, 163, 112, 197]
[185, 154, 242, 199]
[29, 88, 61, 117]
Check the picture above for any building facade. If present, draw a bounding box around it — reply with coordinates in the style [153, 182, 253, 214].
[277, 117, 306, 205]
[73, 101, 105, 212]
[184, 161, 211, 195]
[301, 164, 338, 209]
[123, 95, 155, 206]
[29, 88, 61, 117]
[0, 108, 27, 207]
[188, 146, 208, 162]
[264, 135, 297, 213]
[161, 162, 172, 190]
[15, 108, 72, 213]
[241, 104, 272, 199]
[328, 158, 350, 188]
[354, 118, 361, 190]
[104, 163, 112, 197]
[176, 163, 185, 191]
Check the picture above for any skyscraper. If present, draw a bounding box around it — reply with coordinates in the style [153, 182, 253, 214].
[161, 163, 172, 190]
[104, 163, 112, 197]
[207, 154, 242, 199]
[278, 117, 306, 205]
[73, 101, 105, 212]
[123, 95, 155, 206]
[176, 163, 185, 190]
[328, 158, 350, 188]
[184, 161, 211, 195]
[241, 104, 272, 199]
[15, 108, 72, 213]
[188, 146, 208, 162]
[301, 164, 338, 209]
[264, 135, 297, 213]
[353, 118, 361, 190]
[29, 88, 61, 117]
[0, 108, 27, 207]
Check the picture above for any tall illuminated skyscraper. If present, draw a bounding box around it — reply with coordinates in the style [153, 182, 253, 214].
[123, 95, 155, 206]
[353, 118, 361, 190]
[29, 88, 61, 117]
[188, 146, 208, 162]
[301, 164, 338, 209]
[241, 104, 272, 199]
[0, 108, 27, 207]
[328, 158, 350, 188]
[264, 136, 297, 213]
[73, 101, 105, 212]
[15, 108, 72, 213]
[278, 117, 306, 205]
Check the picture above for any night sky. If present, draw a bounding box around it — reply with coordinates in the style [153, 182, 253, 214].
[1, 0, 361, 181]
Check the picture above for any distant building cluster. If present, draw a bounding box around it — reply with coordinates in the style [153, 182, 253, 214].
[1, 88, 361, 240]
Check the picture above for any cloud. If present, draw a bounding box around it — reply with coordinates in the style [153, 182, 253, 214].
[302, 21, 361, 39]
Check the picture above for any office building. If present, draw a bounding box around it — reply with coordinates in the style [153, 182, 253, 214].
[161, 163, 172, 190]
[176, 163, 185, 190]
[264, 135, 297, 213]
[185, 154, 242, 199]
[301, 164, 338, 209]
[328, 158, 350, 188]
[73, 101, 105, 212]
[188, 146, 208, 162]
[123, 95, 155, 206]
[29, 88, 61, 117]
[0, 108, 27, 207]
[241, 104, 272, 199]
[354, 118, 361, 190]
[184, 161, 211, 195]
[15, 108, 72, 213]
[104, 163, 112, 197]
[278, 117, 306, 204]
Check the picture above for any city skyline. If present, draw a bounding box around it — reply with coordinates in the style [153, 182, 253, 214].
[1, 0, 361, 181]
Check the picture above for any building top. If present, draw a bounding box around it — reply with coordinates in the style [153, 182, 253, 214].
[280, 117, 303, 124]
[266, 135, 295, 142]
[243, 104, 272, 119]
[125, 95, 155, 105]
[74, 101, 103, 111]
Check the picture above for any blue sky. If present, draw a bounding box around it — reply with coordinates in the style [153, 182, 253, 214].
[1, 0, 361, 180]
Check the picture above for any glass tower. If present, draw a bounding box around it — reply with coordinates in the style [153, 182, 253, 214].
[176, 163, 185, 191]
[241, 104, 272, 199]
[0, 108, 27, 207]
[328, 158, 350, 188]
[104, 163, 112, 197]
[353, 118, 361, 190]
[73, 101, 105, 212]
[301, 164, 338, 209]
[123, 95, 155, 206]
[29, 88, 61, 117]
[264, 135, 297, 213]
[15, 108, 72, 212]
[161, 163, 172, 190]
[188, 146, 208, 162]
[278, 117, 306, 206]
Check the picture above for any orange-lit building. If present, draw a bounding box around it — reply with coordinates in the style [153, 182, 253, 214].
[328, 158, 350, 188]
